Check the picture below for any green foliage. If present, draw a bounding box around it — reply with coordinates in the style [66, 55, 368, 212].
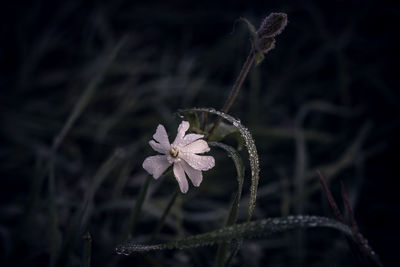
[209, 142, 245, 266]
[207, 122, 244, 150]
[180, 108, 260, 221]
[4, 3, 391, 266]
[116, 215, 352, 254]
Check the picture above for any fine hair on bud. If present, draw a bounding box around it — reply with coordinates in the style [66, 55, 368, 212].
[257, 13, 288, 39]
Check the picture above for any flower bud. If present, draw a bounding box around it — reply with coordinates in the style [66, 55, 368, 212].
[257, 13, 288, 39]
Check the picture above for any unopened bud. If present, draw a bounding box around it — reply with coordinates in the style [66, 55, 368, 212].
[257, 13, 288, 39]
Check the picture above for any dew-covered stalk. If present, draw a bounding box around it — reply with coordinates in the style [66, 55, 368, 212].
[187, 108, 260, 221]
[116, 215, 353, 254]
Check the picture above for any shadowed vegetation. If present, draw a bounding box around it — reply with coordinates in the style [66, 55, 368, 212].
[1, 0, 399, 266]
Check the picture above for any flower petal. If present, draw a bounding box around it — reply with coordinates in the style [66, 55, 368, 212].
[179, 133, 204, 147]
[153, 124, 170, 150]
[180, 153, 215, 171]
[172, 121, 190, 146]
[180, 139, 210, 154]
[181, 160, 203, 187]
[173, 161, 189, 193]
[149, 140, 168, 154]
[142, 155, 171, 179]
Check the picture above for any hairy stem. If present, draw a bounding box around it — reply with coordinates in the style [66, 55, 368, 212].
[207, 48, 254, 140]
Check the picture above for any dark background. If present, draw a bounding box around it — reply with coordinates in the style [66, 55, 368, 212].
[1, 0, 399, 266]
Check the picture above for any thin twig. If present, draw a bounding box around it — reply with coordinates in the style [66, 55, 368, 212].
[340, 181, 360, 234]
[316, 170, 344, 223]
[340, 181, 384, 267]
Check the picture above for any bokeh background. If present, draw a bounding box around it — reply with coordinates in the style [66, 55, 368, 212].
[1, 0, 399, 266]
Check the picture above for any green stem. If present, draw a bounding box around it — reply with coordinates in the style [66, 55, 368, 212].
[211, 142, 245, 267]
[123, 176, 151, 240]
[207, 48, 255, 140]
[83, 232, 92, 267]
[48, 153, 60, 267]
[214, 192, 240, 267]
[151, 188, 179, 241]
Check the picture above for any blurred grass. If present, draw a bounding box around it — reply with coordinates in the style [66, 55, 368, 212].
[1, 0, 399, 266]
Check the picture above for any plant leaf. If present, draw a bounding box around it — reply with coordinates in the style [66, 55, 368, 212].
[239, 17, 257, 44]
[209, 142, 245, 266]
[207, 122, 243, 150]
[179, 110, 201, 132]
[209, 142, 244, 226]
[181, 108, 260, 221]
[254, 50, 265, 66]
[116, 215, 352, 255]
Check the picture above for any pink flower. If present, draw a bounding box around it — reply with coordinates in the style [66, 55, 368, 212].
[142, 121, 215, 193]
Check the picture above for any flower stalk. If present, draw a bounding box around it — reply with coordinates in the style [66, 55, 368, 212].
[207, 13, 287, 140]
[207, 48, 255, 140]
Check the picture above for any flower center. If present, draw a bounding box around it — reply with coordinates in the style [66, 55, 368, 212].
[169, 147, 179, 158]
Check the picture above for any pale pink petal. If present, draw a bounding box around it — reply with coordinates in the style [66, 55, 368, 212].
[180, 139, 210, 154]
[149, 140, 168, 154]
[172, 121, 190, 146]
[173, 161, 189, 193]
[153, 124, 170, 150]
[181, 160, 203, 187]
[142, 155, 171, 179]
[180, 153, 215, 171]
[179, 133, 204, 147]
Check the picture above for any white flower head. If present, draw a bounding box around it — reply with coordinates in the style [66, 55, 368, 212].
[142, 121, 215, 193]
